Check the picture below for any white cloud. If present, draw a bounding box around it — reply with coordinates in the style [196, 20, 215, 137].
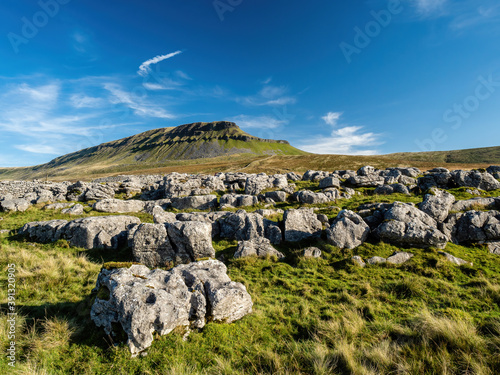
[15, 144, 61, 155]
[299, 112, 381, 155]
[413, 0, 447, 15]
[137, 51, 183, 77]
[239, 84, 296, 107]
[143, 82, 167, 91]
[322, 112, 343, 126]
[230, 115, 287, 129]
[16, 83, 59, 103]
[104, 83, 176, 119]
[70, 94, 105, 108]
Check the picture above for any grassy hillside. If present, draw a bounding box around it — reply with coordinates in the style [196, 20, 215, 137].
[388, 145, 500, 164]
[0, 121, 306, 180]
[1, 187, 500, 373]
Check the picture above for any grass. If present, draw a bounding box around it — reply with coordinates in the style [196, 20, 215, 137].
[1, 186, 500, 373]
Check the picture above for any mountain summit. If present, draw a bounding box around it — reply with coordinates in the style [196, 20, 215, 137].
[47, 121, 303, 166]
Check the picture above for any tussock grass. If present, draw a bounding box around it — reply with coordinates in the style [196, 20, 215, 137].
[2, 204, 500, 373]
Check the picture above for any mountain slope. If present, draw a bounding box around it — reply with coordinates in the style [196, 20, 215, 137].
[0, 121, 306, 179]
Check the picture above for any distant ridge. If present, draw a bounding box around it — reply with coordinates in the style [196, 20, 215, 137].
[387, 145, 500, 165]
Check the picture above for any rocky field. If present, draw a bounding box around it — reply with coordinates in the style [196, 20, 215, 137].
[2, 166, 500, 374]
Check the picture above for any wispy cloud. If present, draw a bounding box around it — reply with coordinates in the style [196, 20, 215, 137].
[413, 0, 448, 16]
[137, 51, 183, 77]
[70, 93, 106, 108]
[322, 112, 342, 126]
[238, 83, 296, 107]
[229, 115, 287, 129]
[104, 83, 176, 119]
[15, 144, 61, 155]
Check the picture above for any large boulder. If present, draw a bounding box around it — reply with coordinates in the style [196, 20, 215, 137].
[91, 260, 252, 356]
[130, 223, 174, 267]
[451, 197, 499, 212]
[418, 188, 456, 222]
[245, 174, 272, 195]
[19, 220, 68, 243]
[63, 216, 141, 249]
[326, 210, 370, 249]
[319, 176, 340, 189]
[234, 237, 284, 259]
[283, 208, 322, 242]
[84, 184, 116, 201]
[167, 221, 215, 261]
[61, 204, 84, 216]
[93, 199, 146, 213]
[374, 203, 448, 249]
[171, 195, 217, 211]
[297, 190, 330, 205]
[220, 194, 258, 208]
[451, 170, 500, 191]
[0, 198, 31, 212]
[220, 211, 265, 241]
[347, 175, 385, 188]
[442, 210, 500, 244]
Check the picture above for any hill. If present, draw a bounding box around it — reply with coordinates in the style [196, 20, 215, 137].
[0, 121, 306, 180]
[388, 145, 500, 164]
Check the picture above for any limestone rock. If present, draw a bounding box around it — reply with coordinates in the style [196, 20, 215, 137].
[326, 210, 370, 249]
[90, 260, 252, 356]
[283, 208, 322, 242]
[234, 237, 284, 259]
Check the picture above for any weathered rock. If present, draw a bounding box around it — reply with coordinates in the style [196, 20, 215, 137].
[386, 251, 414, 264]
[326, 210, 370, 249]
[351, 255, 366, 267]
[84, 184, 116, 201]
[263, 219, 282, 245]
[451, 197, 498, 212]
[19, 220, 68, 243]
[61, 204, 84, 215]
[264, 191, 287, 203]
[418, 188, 456, 222]
[487, 241, 500, 255]
[438, 251, 472, 266]
[220, 194, 258, 208]
[152, 206, 177, 224]
[0, 199, 31, 212]
[357, 166, 376, 176]
[319, 177, 340, 189]
[375, 203, 448, 249]
[451, 170, 500, 191]
[93, 199, 146, 213]
[91, 260, 252, 356]
[63, 216, 141, 249]
[234, 237, 284, 259]
[171, 195, 217, 211]
[283, 208, 322, 242]
[442, 210, 500, 244]
[167, 221, 215, 261]
[303, 247, 322, 258]
[245, 174, 272, 195]
[366, 256, 387, 265]
[44, 202, 75, 210]
[347, 175, 385, 187]
[131, 223, 174, 267]
[220, 211, 265, 241]
[297, 190, 329, 205]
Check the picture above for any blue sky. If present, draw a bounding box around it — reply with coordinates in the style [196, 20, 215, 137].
[1, 0, 500, 167]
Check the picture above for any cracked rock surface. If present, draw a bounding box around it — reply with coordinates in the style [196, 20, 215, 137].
[91, 260, 253, 356]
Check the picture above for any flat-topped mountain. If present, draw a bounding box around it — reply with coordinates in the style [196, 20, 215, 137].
[0, 121, 306, 179]
[46, 121, 304, 166]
